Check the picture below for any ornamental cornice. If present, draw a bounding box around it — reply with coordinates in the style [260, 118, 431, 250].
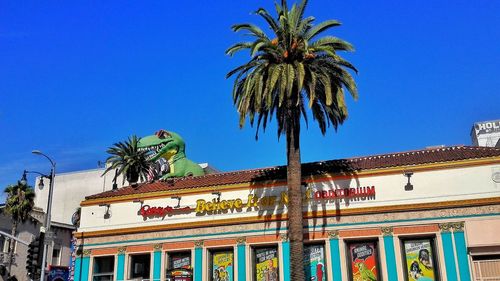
[438, 223, 452, 233]
[194, 240, 204, 248]
[153, 243, 163, 251]
[236, 237, 246, 245]
[327, 230, 339, 239]
[280, 233, 289, 242]
[451, 221, 465, 232]
[117, 247, 126, 254]
[82, 249, 91, 256]
[381, 226, 394, 236]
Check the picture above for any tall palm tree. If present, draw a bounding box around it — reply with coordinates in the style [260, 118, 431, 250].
[226, 0, 358, 279]
[102, 135, 151, 185]
[4, 181, 35, 274]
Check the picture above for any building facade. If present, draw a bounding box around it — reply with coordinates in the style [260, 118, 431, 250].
[0, 207, 73, 281]
[74, 146, 500, 281]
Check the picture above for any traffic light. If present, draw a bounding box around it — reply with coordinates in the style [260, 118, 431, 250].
[26, 232, 44, 279]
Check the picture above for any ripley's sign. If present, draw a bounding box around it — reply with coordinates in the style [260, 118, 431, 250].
[138, 186, 376, 219]
[139, 205, 191, 219]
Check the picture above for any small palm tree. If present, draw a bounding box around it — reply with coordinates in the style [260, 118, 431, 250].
[226, 0, 357, 279]
[102, 135, 151, 184]
[4, 181, 35, 274]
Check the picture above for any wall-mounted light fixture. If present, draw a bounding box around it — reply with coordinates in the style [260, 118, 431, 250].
[99, 204, 111, 219]
[171, 196, 182, 208]
[212, 192, 221, 202]
[404, 171, 414, 191]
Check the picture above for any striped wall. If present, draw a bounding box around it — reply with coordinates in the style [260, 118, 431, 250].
[73, 219, 481, 281]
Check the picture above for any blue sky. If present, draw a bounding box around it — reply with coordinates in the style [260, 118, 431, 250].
[1, 0, 499, 202]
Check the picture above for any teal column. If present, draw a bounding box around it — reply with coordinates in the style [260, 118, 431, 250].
[382, 228, 398, 281]
[75, 255, 90, 281]
[116, 250, 125, 281]
[328, 231, 342, 281]
[440, 224, 458, 281]
[281, 239, 290, 281]
[153, 246, 162, 281]
[453, 222, 471, 281]
[194, 242, 203, 281]
[74, 257, 82, 281]
[237, 239, 247, 281]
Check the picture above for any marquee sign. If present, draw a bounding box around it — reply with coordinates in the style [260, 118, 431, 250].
[140, 205, 191, 219]
[137, 186, 377, 219]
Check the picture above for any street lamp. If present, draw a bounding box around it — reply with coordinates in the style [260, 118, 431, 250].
[31, 150, 56, 281]
[21, 170, 49, 190]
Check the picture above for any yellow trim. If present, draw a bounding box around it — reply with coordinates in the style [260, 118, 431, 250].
[75, 196, 500, 238]
[81, 156, 500, 207]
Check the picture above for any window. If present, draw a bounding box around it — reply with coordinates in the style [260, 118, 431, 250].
[304, 244, 326, 281]
[166, 251, 192, 281]
[93, 256, 115, 281]
[346, 241, 381, 281]
[472, 255, 500, 281]
[129, 253, 151, 280]
[253, 247, 279, 281]
[52, 248, 61, 265]
[402, 238, 440, 281]
[209, 249, 234, 281]
[0, 236, 5, 253]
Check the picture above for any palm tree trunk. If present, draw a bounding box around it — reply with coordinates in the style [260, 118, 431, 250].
[7, 222, 17, 275]
[286, 107, 305, 280]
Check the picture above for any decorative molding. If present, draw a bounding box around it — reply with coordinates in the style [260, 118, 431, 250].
[438, 223, 452, 233]
[117, 247, 126, 254]
[381, 226, 394, 236]
[327, 230, 339, 239]
[153, 243, 163, 251]
[74, 196, 500, 239]
[451, 221, 465, 232]
[280, 233, 289, 242]
[82, 249, 92, 256]
[236, 237, 246, 245]
[194, 240, 204, 248]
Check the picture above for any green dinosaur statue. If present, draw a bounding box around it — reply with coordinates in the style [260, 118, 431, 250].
[138, 130, 205, 180]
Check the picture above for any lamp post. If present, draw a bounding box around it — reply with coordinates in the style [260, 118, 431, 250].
[31, 150, 56, 281]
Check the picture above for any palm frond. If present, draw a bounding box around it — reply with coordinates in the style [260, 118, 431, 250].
[304, 20, 341, 40]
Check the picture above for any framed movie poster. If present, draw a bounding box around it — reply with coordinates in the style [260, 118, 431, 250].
[348, 242, 380, 281]
[211, 251, 234, 281]
[254, 247, 279, 281]
[403, 239, 438, 281]
[304, 245, 326, 281]
[166, 252, 193, 281]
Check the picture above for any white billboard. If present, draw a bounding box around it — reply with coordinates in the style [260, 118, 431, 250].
[471, 120, 500, 147]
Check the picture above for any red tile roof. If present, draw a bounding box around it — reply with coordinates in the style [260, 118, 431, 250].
[85, 146, 500, 200]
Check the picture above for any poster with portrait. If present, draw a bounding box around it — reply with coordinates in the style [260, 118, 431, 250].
[212, 251, 234, 281]
[349, 242, 379, 281]
[304, 245, 326, 281]
[403, 240, 436, 281]
[255, 248, 279, 281]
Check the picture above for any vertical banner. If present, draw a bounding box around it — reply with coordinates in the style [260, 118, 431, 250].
[68, 237, 77, 281]
[349, 242, 379, 281]
[255, 248, 279, 281]
[212, 251, 234, 281]
[403, 240, 436, 281]
[304, 245, 326, 281]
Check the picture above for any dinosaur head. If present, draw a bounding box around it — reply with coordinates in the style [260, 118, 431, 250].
[137, 130, 186, 162]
